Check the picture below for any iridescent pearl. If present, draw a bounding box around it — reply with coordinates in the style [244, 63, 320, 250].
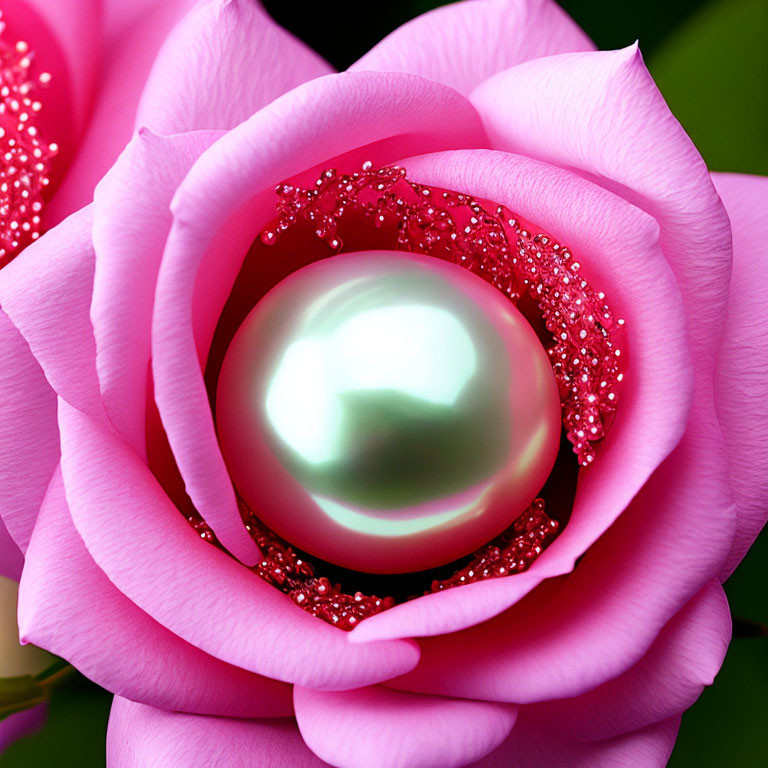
[216, 251, 560, 574]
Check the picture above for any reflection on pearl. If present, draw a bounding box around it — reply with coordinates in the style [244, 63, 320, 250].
[216, 251, 560, 574]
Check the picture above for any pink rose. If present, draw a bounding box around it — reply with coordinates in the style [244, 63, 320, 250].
[0, 0, 203, 264]
[1, 1, 766, 766]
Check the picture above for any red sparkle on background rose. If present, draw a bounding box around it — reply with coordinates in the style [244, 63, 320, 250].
[0, 11, 57, 265]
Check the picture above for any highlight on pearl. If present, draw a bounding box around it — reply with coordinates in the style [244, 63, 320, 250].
[216, 250, 561, 574]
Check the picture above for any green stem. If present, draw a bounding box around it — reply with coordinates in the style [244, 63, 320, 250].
[0, 660, 75, 721]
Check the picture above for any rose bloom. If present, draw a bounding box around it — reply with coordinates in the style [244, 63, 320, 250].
[1, 0, 767, 766]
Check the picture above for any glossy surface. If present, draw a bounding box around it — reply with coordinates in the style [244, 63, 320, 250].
[216, 251, 560, 573]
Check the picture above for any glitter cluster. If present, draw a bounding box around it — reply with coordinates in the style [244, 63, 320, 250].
[188, 503, 396, 630]
[427, 499, 558, 593]
[261, 164, 624, 466]
[0, 12, 57, 263]
[188, 498, 556, 630]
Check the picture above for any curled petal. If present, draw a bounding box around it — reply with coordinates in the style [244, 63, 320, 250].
[0, 207, 99, 553]
[45, 0, 199, 224]
[472, 714, 680, 768]
[294, 685, 517, 768]
[0, 515, 23, 580]
[0, 311, 58, 554]
[136, 0, 333, 134]
[711, 172, 768, 577]
[107, 698, 327, 768]
[0, 207, 103, 416]
[536, 580, 730, 740]
[19, 467, 293, 718]
[352, 0, 593, 95]
[58, 399, 420, 690]
[471, 45, 732, 365]
[92, 129, 222, 456]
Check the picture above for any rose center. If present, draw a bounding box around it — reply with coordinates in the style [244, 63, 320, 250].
[194, 163, 625, 628]
[215, 250, 561, 574]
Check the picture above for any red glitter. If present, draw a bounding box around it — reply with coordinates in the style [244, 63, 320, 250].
[188, 498, 556, 630]
[0, 12, 57, 263]
[189, 502, 396, 631]
[427, 499, 558, 593]
[260, 164, 624, 466]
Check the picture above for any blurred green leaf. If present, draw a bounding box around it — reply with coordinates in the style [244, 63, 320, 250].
[727, 528, 768, 627]
[0, 678, 45, 722]
[670, 636, 768, 766]
[0, 660, 75, 721]
[671, 529, 768, 766]
[560, 0, 708, 54]
[648, 0, 768, 174]
[0, 679, 111, 768]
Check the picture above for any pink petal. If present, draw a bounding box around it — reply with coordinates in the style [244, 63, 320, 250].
[0, 207, 103, 416]
[44, 0, 199, 225]
[91, 129, 222, 457]
[0, 703, 46, 753]
[102, 0, 190, 42]
[136, 0, 333, 134]
[58, 399, 420, 690]
[19, 466, 292, 718]
[93, 128, 257, 563]
[388, 439, 736, 704]
[471, 45, 732, 449]
[538, 580, 730, 740]
[471, 714, 680, 768]
[0, 311, 58, 554]
[0, 206, 98, 552]
[108, 699, 329, 768]
[350, 149, 692, 643]
[152, 71, 485, 567]
[711, 172, 768, 577]
[294, 685, 517, 768]
[351, 0, 593, 95]
[170, 70, 485, 236]
[0, 515, 23, 581]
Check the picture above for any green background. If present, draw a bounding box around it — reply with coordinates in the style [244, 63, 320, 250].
[2, 0, 766, 765]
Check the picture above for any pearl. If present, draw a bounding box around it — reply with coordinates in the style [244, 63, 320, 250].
[216, 251, 560, 574]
